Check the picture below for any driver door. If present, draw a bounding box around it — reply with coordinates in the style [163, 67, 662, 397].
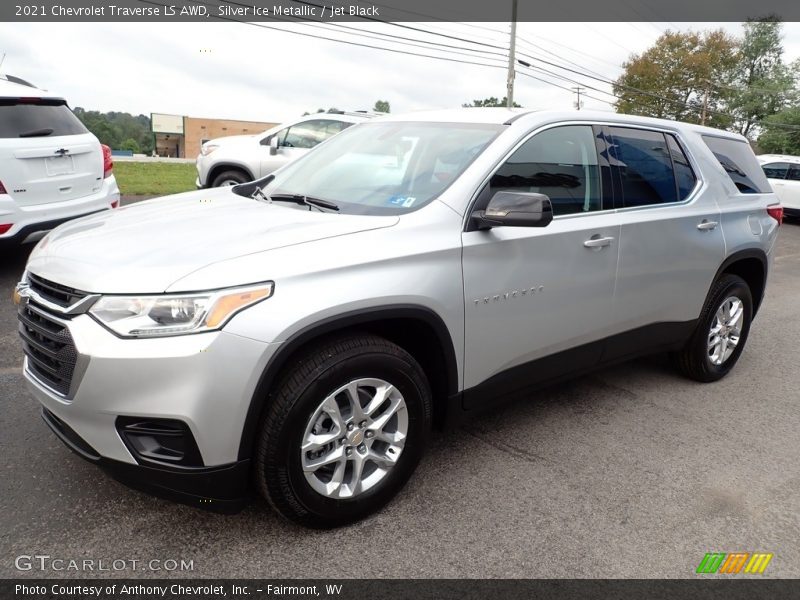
[461, 124, 621, 407]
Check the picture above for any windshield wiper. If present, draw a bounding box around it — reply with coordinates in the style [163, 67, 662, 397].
[267, 193, 340, 212]
[19, 127, 54, 138]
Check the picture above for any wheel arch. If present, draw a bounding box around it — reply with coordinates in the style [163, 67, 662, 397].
[237, 305, 459, 460]
[207, 162, 255, 187]
[713, 248, 768, 315]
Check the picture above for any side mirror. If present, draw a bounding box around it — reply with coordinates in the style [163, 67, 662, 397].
[269, 136, 279, 156]
[472, 191, 553, 229]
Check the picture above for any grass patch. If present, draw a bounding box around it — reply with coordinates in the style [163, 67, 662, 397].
[113, 161, 197, 196]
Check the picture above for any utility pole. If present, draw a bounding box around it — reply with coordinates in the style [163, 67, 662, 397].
[572, 86, 585, 110]
[701, 79, 710, 126]
[506, 0, 518, 108]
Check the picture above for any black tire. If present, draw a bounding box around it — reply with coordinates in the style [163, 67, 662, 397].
[673, 274, 753, 383]
[254, 333, 432, 528]
[211, 169, 250, 187]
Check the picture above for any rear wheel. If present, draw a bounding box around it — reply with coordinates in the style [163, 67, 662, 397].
[673, 274, 753, 382]
[211, 169, 249, 187]
[254, 334, 432, 528]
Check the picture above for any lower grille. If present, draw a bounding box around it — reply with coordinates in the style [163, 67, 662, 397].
[18, 303, 77, 396]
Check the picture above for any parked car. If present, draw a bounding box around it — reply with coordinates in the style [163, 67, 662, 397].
[195, 111, 377, 188]
[0, 74, 119, 246]
[758, 154, 800, 218]
[17, 108, 781, 528]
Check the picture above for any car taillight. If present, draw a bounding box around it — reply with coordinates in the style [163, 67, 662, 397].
[111, 200, 119, 209]
[0, 224, 12, 234]
[0, 180, 7, 194]
[767, 204, 783, 225]
[102, 144, 113, 178]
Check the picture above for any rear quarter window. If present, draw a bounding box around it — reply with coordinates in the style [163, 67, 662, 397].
[0, 100, 88, 138]
[702, 135, 770, 194]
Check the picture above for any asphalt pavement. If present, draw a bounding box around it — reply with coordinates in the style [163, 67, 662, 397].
[1, 214, 799, 579]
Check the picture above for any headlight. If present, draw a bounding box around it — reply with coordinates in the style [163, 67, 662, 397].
[200, 144, 220, 156]
[88, 283, 273, 338]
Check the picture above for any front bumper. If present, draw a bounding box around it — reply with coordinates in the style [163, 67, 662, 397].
[21, 299, 278, 511]
[41, 407, 250, 513]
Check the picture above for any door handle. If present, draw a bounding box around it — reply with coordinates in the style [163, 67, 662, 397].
[697, 220, 719, 231]
[583, 235, 614, 249]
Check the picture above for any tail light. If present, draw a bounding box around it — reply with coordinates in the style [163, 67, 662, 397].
[0, 180, 6, 194]
[0, 224, 12, 234]
[767, 204, 783, 226]
[101, 144, 113, 178]
[111, 200, 119, 209]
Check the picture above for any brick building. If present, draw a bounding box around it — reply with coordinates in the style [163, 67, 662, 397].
[151, 113, 278, 158]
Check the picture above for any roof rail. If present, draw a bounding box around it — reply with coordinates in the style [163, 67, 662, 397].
[2, 74, 36, 88]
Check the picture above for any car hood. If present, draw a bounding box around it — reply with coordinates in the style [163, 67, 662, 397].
[207, 134, 258, 147]
[26, 188, 398, 293]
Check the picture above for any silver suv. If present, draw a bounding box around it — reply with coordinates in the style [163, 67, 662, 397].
[16, 109, 781, 528]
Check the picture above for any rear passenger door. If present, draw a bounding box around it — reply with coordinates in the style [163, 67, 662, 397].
[605, 126, 725, 358]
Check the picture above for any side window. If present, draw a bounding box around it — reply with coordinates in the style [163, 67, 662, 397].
[283, 120, 331, 149]
[608, 127, 677, 206]
[486, 125, 602, 216]
[320, 120, 350, 137]
[260, 128, 287, 146]
[701, 135, 770, 194]
[762, 162, 790, 180]
[666, 134, 697, 200]
[787, 165, 800, 181]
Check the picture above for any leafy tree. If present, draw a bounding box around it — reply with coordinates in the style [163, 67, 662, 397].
[758, 107, 800, 154]
[373, 99, 390, 113]
[613, 29, 738, 128]
[120, 138, 141, 153]
[72, 107, 153, 153]
[727, 19, 798, 138]
[463, 96, 522, 108]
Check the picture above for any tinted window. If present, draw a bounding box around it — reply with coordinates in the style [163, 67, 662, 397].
[788, 166, 800, 181]
[762, 162, 790, 179]
[608, 127, 677, 206]
[702, 135, 769, 194]
[488, 125, 602, 215]
[0, 100, 88, 138]
[666, 134, 697, 200]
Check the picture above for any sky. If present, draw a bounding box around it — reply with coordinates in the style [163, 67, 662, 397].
[2, 20, 800, 124]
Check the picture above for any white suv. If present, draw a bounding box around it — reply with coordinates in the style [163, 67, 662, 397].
[195, 111, 376, 188]
[758, 154, 800, 218]
[0, 75, 120, 246]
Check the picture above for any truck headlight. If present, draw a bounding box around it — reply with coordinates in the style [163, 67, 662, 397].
[88, 282, 273, 338]
[200, 143, 220, 156]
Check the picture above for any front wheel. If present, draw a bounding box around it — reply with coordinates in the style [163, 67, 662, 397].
[254, 334, 432, 528]
[673, 274, 753, 382]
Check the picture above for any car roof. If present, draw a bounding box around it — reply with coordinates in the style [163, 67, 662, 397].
[757, 154, 800, 164]
[374, 107, 749, 141]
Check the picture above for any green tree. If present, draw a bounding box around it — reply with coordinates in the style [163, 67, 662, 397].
[727, 19, 798, 138]
[373, 99, 390, 113]
[613, 29, 738, 128]
[462, 96, 522, 108]
[120, 138, 141, 153]
[758, 107, 800, 154]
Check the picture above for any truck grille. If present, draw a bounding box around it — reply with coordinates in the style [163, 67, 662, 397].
[18, 303, 77, 396]
[27, 272, 88, 309]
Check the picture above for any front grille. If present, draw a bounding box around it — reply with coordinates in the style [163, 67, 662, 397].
[27, 272, 88, 308]
[18, 303, 77, 396]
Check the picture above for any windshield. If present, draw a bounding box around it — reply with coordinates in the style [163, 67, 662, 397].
[257, 121, 503, 215]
